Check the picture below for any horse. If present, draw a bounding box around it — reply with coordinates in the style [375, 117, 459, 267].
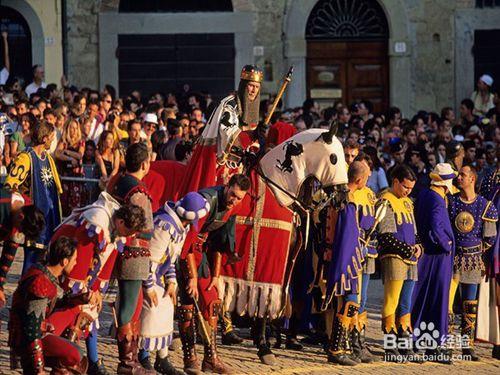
[146, 119, 348, 320]
[218, 127, 348, 320]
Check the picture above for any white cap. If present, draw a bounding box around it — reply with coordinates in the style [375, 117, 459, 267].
[429, 163, 459, 195]
[480, 74, 493, 87]
[143, 113, 158, 125]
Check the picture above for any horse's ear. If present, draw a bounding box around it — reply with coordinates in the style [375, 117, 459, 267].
[321, 120, 338, 144]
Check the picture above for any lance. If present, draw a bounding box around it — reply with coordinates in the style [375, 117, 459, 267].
[193, 297, 212, 346]
[264, 66, 294, 126]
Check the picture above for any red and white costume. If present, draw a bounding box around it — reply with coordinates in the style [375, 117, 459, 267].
[46, 192, 126, 339]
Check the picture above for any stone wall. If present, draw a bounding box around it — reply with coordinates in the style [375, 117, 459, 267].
[405, 0, 457, 113]
[242, 0, 476, 113]
[66, 0, 100, 89]
[63, 0, 490, 114]
[243, 0, 287, 94]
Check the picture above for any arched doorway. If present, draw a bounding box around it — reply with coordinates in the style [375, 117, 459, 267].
[305, 0, 389, 112]
[0, 6, 32, 84]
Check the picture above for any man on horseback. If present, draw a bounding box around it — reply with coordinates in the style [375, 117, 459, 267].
[179, 65, 263, 195]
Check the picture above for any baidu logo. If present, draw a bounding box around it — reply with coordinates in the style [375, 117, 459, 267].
[413, 321, 440, 350]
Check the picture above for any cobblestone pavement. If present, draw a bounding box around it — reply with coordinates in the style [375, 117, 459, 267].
[1, 256, 499, 374]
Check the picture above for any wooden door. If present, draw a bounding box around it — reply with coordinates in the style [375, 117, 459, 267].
[307, 41, 388, 113]
[0, 6, 33, 84]
[118, 33, 234, 99]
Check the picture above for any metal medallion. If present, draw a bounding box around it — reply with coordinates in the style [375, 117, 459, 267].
[455, 211, 475, 233]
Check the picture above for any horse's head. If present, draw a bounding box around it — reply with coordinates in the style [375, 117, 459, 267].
[259, 127, 348, 208]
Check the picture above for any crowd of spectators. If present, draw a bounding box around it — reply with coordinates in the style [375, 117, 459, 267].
[0, 58, 499, 215]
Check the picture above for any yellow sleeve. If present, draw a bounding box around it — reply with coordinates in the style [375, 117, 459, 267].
[4, 152, 31, 192]
[47, 153, 63, 194]
[113, 128, 128, 143]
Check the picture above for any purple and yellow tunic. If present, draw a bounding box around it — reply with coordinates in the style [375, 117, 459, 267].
[449, 194, 498, 284]
[326, 195, 364, 298]
[352, 186, 377, 275]
[377, 190, 419, 282]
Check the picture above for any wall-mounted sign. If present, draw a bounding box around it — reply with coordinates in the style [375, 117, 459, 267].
[253, 46, 264, 56]
[310, 88, 342, 99]
[318, 71, 335, 83]
[394, 42, 406, 53]
[45, 37, 55, 46]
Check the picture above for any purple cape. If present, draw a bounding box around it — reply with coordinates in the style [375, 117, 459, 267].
[479, 168, 499, 276]
[412, 188, 455, 341]
[490, 190, 499, 277]
[326, 202, 364, 296]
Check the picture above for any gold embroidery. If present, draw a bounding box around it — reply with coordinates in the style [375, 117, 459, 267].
[380, 191, 414, 225]
[352, 187, 376, 217]
[236, 217, 293, 231]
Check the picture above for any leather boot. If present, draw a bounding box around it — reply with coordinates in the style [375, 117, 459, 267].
[255, 317, 276, 365]
[382, 314, 403, 363]
[397, 313, 423, 363]
[350, 311, 374, 363]
[178, 305, 201, 375]
[154, 355, 184, 375]
[350, 330, 374, 363]
[285, 315, 303, 351]
[117, 322, 155, 374]
[50, 356, 88, 374]
[462, 300, 480, 361]
[88, 359, 110, 375]
[221, 309, 243, 345]
[202, 300, 232, 374]
[327, 301, 359, 366]
[139, 356, 154, 371]
[492, 345, 500, 360]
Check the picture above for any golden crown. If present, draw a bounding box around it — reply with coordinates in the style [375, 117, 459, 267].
[240, 66, 263, 83]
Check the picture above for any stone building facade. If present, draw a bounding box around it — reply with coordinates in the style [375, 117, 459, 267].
[3, 0, 500, 116]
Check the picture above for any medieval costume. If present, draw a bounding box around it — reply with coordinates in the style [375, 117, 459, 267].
[138, 192, 209, 375]
[352, 186, 377, 363]
[107, 173, 154, 375]
[0, 189, 30, 297]
[174, 66, 264, 351]
[412, 163, 457, 361]
[178, 65, 263, 195]
[377, 189, 421, 360]
[178, 185, 238, 374]
[9, 263, 89, 374]
[4, 147, 62, 274]
[477, 167, 500, 358]
[324, 192, 364, 366]
[448, 191, 498, 360]
[46, 192, 127, 374]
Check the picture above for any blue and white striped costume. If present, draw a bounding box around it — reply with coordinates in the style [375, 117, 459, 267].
[140, 202, 189, 352]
